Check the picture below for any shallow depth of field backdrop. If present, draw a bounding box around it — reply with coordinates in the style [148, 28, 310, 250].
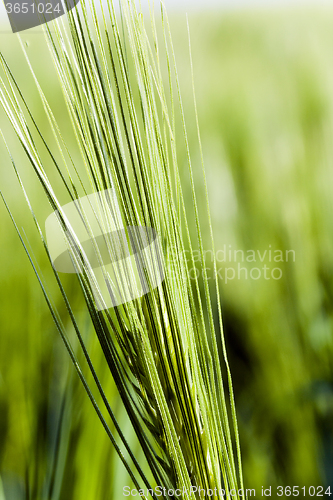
[1, 1, 333, 498]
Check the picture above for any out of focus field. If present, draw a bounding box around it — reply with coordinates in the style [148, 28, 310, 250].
[1, 6, 333, 498]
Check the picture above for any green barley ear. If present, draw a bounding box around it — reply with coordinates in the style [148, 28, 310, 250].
[0, 0, 245, 498]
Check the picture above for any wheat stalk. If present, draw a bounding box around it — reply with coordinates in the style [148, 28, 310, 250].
[0, 0, 245, 498]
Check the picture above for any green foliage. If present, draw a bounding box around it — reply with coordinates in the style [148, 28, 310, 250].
[0, 1, 244, 499]
[1, 5, 333, 500]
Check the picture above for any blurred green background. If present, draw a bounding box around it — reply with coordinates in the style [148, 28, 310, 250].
[1, 5, 333, 498]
